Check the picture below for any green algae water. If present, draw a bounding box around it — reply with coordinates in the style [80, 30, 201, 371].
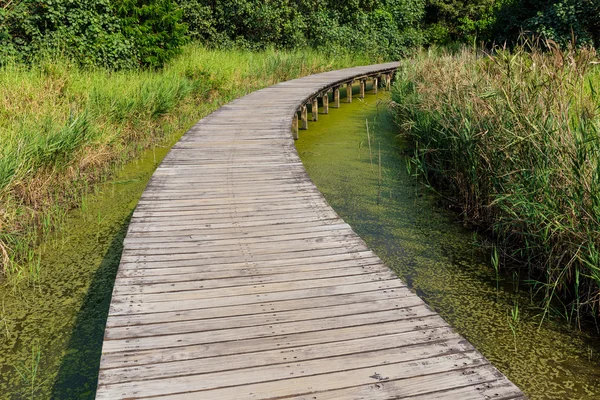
[0, 143, 173, 398]
[295, 89, 600, 399]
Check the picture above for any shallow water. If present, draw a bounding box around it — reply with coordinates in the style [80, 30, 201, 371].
[0, 144, 172, 398]
[295, 89, 600, 399]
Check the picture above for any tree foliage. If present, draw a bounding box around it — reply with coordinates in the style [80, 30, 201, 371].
[492, 0, 600, 48]
[0, 0, 185, 68]
[180, 0, 425, 59]
[1, 0, 599, 69]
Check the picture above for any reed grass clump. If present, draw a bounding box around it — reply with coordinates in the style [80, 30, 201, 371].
[0, 44, 374, 279]
[392, 42, 600, 325]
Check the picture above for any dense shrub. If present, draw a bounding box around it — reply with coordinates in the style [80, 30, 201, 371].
[422, 0, 499, 44]
[180, 0, 425, 59]
[492, 0, 600, 48]
[0, 0, 185, 68]
[0, 0, 138, 68]
[114, 0, 187, 67]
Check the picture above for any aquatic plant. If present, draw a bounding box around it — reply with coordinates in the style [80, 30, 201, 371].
[392, 41, 600, 325]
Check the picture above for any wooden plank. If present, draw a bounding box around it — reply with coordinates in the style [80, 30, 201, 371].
[105, 287, 413, 328]
[99, 327, 461, 385]
[96, 351, 486, 399]
[108, 279, 405, 315]
[112, 264, 390, 295]
[100, 314, 449, 369]
[101, 305, 436, 354]
[104, 295, 425, 339]
[111, 271, 399, 303]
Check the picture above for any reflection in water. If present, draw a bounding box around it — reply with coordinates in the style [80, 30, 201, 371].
[296, 90, 600, 400]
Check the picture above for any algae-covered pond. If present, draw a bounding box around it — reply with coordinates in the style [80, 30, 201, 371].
[0, 144, 173, 398]
[295, 89, 600, 399]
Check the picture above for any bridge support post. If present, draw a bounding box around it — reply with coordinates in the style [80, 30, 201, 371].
[312, 98, 318, 121]
[292, 113, 299, 140]
[322, 91, 329, 114]
[359, 79, 365, 99]
[334, 86, 340, 108]
[301, 105, 308, 130]
[386, 73, 391, 91]
[346, 81, 353, 103]
[373, 76, 378, 94]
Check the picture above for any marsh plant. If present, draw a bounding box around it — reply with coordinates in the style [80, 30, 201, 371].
[0, 45, 374, 283]
[392, 41, 600, 326]
[14, 341, 42, 399]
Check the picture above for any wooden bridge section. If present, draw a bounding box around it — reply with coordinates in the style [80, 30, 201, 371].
[97, 63, 525, 399]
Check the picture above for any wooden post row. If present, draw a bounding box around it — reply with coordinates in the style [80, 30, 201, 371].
[346, 81, 353, 103]
[334, 86, 340, 108]
[301, 105, 308, 130]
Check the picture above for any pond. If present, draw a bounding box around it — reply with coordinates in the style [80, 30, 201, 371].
[0, 142, 174, 398]
[295, 87, 600, 400]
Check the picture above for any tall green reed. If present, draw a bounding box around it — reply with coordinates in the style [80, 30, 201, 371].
[392, 41, 600, 325]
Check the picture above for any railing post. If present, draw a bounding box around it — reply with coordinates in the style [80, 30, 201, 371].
[292, 112, 299, 140]
[312, 98, 318, 121]
[322, 91, 329, 114]
[301, 105, 308, 130]
[334, 86, 340, 108]
[346, 81, 353, 103]
[359, 79, 365, 99]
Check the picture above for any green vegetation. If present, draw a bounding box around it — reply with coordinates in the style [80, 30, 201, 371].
[0, 44, 374, 279]
[391, 43, 600, 324]
[0, 0, 186, 68]
[422, 0, 600, 47]
[1, 0, 423, 67]
[2, 1, 598, 70]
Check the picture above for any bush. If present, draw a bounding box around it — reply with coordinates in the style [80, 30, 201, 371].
[0, 0, 138, 68]
[492, 0, 600, 48]
[0, 0, 186, 68]
[114, 0, 187, 68]
[180, 0, 425, 59]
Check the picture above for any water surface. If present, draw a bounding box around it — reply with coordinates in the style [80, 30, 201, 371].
[296, 89, 600, 399]
[0, 144, 172, 398]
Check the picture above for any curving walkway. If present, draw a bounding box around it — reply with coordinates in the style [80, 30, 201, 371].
[96, 63, 526, 399]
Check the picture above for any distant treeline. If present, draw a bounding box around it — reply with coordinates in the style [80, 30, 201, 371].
[1, 0, 598, 68]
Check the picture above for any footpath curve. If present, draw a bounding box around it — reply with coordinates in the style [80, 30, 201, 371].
[96, 63, 526, 399]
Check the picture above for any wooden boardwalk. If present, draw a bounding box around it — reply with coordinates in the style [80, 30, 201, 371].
[97, 63, 526, 399]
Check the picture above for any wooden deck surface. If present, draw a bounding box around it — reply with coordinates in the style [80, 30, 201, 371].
[96, 63, 526, 399]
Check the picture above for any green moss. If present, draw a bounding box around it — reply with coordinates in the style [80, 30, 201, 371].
[296, 88, 600, 399]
